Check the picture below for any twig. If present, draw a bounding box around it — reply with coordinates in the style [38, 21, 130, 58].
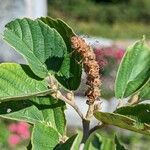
[81, 119, 90, 143]
[89, 123, 106, 134]
[49, 76, 90, 145]
[54, 90, 91, 146]
[48, 75, 84, 119]
[51, 90, 84, 119]
[85, 104, 95, 120]
[80, 103, 95, 144]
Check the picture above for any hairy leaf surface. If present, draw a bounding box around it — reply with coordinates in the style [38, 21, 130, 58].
[0, 63, 49, 102]
[32, 123, 59, 150]
[40, 17, 82, 90]
[4, 18, 67, 78]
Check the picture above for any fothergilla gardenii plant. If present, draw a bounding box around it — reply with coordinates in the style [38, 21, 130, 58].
[0, 17, 149, 150]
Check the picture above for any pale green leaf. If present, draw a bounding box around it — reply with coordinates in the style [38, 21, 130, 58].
[3, 18, 67, 78]
[115, 38, 150, 98]
[94, 105, 150, 135]
[114, 104, 150, 124]
[32, 123, 59, 150]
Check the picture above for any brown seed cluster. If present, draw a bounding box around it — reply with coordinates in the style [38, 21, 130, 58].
[71, 36, 101, 105]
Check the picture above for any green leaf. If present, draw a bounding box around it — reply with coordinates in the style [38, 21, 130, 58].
[55, 131, 82, 150]
[100, 135, 116, 150]
[114, 104, 150, 124]
[55, 134, 78, 150]
[0, 120, 9, 144]
[139, 79, 150, 100]
[84, 132, 122, 150]
[0, 63, 66, 135]
[94, 109, 150, 136]
[84, 133, 103, 150]
[40, 17, 82, 90]
[0, 96, 66, 135]
[0, 63, 51, 102]
[32, 123, 59, 150]
[115, 135, 126, 150]
[72, 131, 83, 150]
[3, 18, 67, 78]
[115, 38, 150, 98]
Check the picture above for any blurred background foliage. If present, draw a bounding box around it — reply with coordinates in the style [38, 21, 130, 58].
[48, 0, 150, 39]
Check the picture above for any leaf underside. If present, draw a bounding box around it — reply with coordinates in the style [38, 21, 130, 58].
[115, 38, 150, 99]
[114, 104, 150, 124]
[94, 104, 150, 136]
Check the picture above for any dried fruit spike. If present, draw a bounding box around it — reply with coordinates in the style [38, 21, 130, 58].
[71, 36, 101, 105]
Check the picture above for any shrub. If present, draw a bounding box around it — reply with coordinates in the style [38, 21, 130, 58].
[0, 17, 149, 149]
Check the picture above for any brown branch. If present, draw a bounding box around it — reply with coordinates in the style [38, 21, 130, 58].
[81, 119, 90, 143]
[89, 123, 106, 134]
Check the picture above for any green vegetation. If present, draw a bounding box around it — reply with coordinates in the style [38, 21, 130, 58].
[48, 0, 150, 39]
[0, 17, 150, 149]
[67, 20, 150, 39]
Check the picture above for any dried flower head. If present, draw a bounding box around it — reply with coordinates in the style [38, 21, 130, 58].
[71, 36, 101, 105]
